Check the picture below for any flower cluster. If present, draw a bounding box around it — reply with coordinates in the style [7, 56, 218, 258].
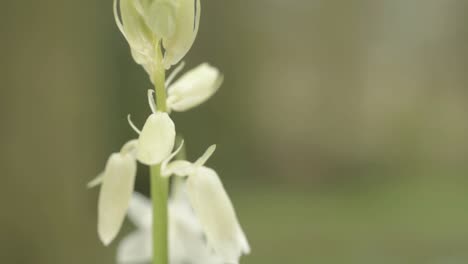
[89, 0, 250, 263]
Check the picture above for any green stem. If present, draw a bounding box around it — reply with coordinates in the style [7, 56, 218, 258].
[150, 165, 168, 264]
[154, 42, 167, 112]
[150, 42, 168, 264]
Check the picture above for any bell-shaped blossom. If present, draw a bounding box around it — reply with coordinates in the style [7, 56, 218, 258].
[88, 140, 139, 246]
[128, 90, 176, 166]
[114, 0, 201, 72]
[186, 166, 250, 262]
[117, 192, 223, 264]
[136, 111, 176, 165]
[166, 63, 223, 112]
[162, 145, 250, 263]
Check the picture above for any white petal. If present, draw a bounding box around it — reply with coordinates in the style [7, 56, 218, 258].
[163, 0, 201, 68]
[169, 195, 224, 264]
[128, 193, 152, 229]
[98, 153, 137, 245]
[130, 48, 153, 79]
[162, 144, 215, 177]
[161, 139, 185, 177]
[137, 112, 176, 165]
[120, 139, 139, 156]
[186, 167, 249, 262]
[87, 172, 103, 189]
[194, 144, 216, 166]
[165, 61, 186, 87]
[163, 160, 193, 177]
[117, 230, 152, 264]
[146, 1, 176, 39]
[120, 0, 154, 57]
[167, 63, 223, 112]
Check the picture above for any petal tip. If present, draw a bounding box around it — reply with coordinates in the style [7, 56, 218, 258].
[98, 229, 114, 246]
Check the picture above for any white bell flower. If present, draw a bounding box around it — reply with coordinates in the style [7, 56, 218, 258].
[88, 140, 139, 246]
[117, 192, 223, 264]
[166, 63, 224, 112]
[114, 0, 201, 71]
[136, 112, 175, 165]
[129, 90, 176, 166]
[162, 145, 251, 263]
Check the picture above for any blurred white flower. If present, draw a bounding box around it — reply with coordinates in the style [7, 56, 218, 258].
[114, 0, 201, 72]
[162, 145, 251, 263]
[88, 140, 139, 245]
[117, 192, 223, 264]
[166, 63, 224, 112]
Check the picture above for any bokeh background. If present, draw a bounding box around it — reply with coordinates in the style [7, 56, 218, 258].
[2, 0, 468, 263]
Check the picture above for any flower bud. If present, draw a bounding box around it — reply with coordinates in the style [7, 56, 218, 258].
[167, 63, 223, 112]
[162, 0, 201, 68]
[115, 0, 200, 71]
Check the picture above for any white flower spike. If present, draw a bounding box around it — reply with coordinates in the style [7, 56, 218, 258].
[97, 140, 138, 246]
[162, 145, 250, 263]
[99, 0, 250, 262]
[136, 90, 176, 165]
[167, 63, 224, 112]
[117, 192, 223, 264]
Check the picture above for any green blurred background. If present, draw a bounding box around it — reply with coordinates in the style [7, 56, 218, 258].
[2, 0, 468, 263]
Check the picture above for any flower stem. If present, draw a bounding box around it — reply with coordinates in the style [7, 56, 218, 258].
[151, 42, 168, 264]
[150, 164, 169, 264]
[154, 42, 167, 112]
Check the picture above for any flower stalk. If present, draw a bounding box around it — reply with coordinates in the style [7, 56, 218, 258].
[150, 164, 168, 264]
[154, 42, 167, 112]
[151, 41, 168, 264]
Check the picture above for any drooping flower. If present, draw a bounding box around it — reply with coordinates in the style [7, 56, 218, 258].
[88, 140, 139, 245]
[129, 90, 176, 166]
[136, 111, 176, 165]
[166, 63, 224, 112]
[114, 0, 201, 72]
[117, 192, 223, 264]
[162, 144, 251, 263]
